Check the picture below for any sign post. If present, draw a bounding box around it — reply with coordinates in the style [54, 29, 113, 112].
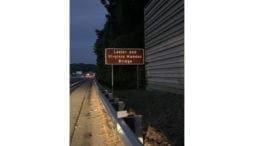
[105, 48, 144, 94]
[111, 65, 114, 95]
[137, 65, 139, 89]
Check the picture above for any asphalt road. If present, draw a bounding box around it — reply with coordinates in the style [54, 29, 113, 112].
[70, 79, 123, 146]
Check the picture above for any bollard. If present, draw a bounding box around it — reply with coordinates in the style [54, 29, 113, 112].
[111, 101, 125, 111]
[118, 101, 125, 111]
[114, 98, 119, 102]
[108, 92, 113, 100]
[103, 89, 109, 97]
[111, 102, 118, 110]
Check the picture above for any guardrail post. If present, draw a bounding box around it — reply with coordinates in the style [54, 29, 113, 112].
[111, 65, 114, 97]
[135, 115, 143, 143]
[94, 81, 143, 146]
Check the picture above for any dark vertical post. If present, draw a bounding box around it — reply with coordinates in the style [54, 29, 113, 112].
[112, 65, 114, 97]
[137, 65, 139, 88]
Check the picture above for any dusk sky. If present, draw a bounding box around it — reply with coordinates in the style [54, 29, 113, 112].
[70, 0, 107, 64]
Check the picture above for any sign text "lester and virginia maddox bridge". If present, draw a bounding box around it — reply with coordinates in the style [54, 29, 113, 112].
[105, 48, 144, 65]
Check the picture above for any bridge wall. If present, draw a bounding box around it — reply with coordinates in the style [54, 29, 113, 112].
[144, 0, 184, 94]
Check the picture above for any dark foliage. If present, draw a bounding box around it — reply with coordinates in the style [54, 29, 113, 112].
[94, 0, 149, 88]
[115, 89, 184, 146]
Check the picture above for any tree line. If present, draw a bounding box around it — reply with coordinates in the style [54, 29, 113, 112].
[94, 0, 149, 88]
[70, 63, 96, 75]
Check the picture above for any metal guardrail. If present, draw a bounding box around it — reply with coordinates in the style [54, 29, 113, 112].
[94, 80, 143, 146]
[70, 78, 85, 87]
[70, 79, 85, 92]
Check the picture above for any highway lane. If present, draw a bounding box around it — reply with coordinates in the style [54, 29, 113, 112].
[70, 79, 123, 146]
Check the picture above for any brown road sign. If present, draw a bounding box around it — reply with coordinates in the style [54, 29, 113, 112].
[105, 48, 144, 65]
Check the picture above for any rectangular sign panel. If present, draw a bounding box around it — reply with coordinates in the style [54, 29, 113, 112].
[105, 48, 144, 65]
